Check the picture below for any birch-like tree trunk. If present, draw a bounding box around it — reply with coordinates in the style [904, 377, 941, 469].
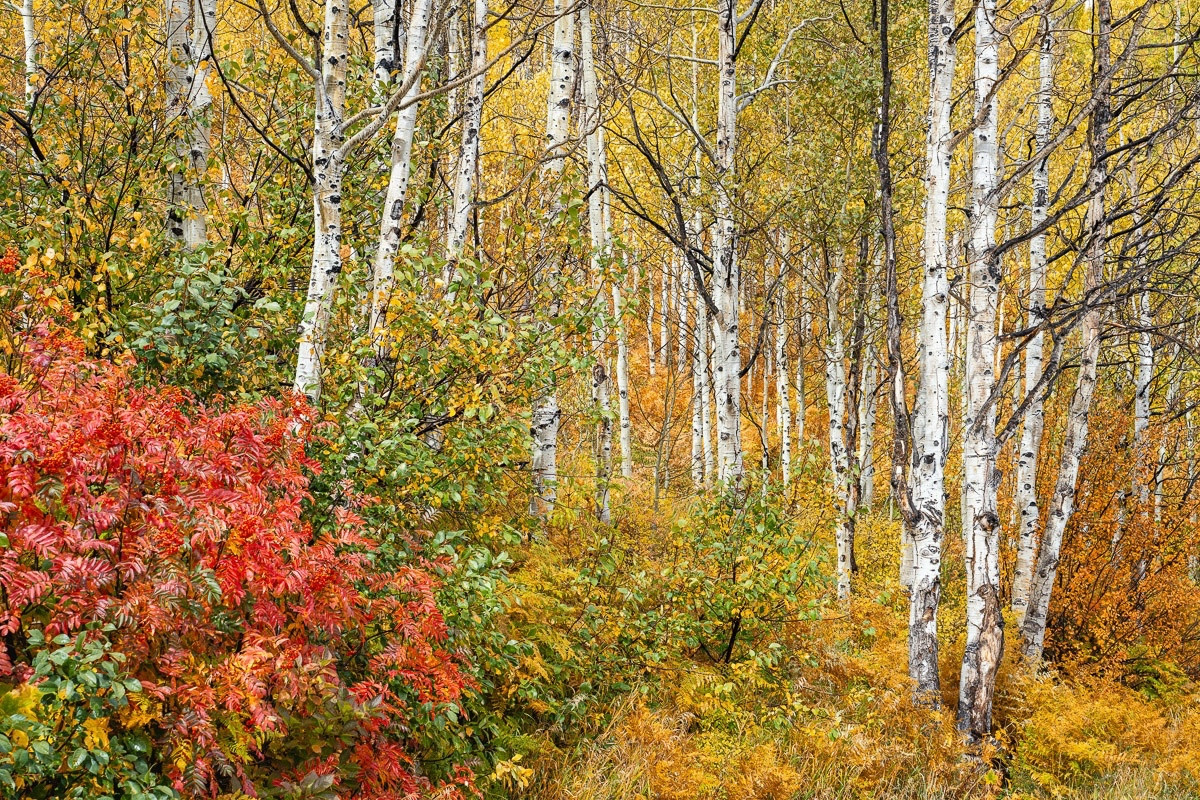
[367, 0, 433, 347]
[1022, 0, 1111, 663]
[858, 341, 878, 507]
[661, 258, 671, 366]
[166, 0, 215, 249]
[293, 0, 350, 402]
[776, 274, 793, 487]
[444, 0, 487, 268]
[1011, 15, 1054, 625]
[21, 0, 36, 108]
[906, 0, 955, 705]
[529, 0, 575, 515]
[825, 257, 854, 602]
[958, 0, 1004, 741]
[615, 283, 633, 478]
[373, 0, 401, 94]
[581, 3, 614, 520]
[712, 0, 742, 486]
[795, 293, 806, 455]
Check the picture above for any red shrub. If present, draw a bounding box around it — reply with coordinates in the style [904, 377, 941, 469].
[0, 280, 471, 798]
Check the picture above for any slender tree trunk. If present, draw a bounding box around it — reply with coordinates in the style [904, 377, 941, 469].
[906, 0, 956, 705]
[373, 0, 400, 94]
[777, 264, 793, 486]
[661, 258, 671, 366]
[958, 0, 1004, 742]
[825, 256, 854, 603]
[1022, 0, 1111, 663]
[647, 247, 657, 376]
[530, 0, 575, 515]
[166, 0, 215, 249]
[293, 0, 350, 402]
[713, 0, 742, 486]
[367, 0, 433, 346]
[1011, 16, 1054, 625]
[581, 3, 613, 520]
[445, 0, 487, 268]
[858, 339, 878, 507]
[21, 0, 36, 108]
[795, 294, 806, 456]
[615, 283, 633, 478]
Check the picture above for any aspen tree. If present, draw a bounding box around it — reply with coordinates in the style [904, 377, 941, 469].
[776, 254, 792, 487]
[1022, 0, 1112, 663]
[858, 337, 878, 507]
[530, 0, 575, 515]
[165, 0, 216, 250]
[958, 0, 1003, 739]
[712, 0, 743, 486]
[373, 0, 401, 94]
[21, 0, 36, 108]
[824, 254, 854, 602]
[367, 0, 433, 349]
[906, 0, 955, 705]
[445, 0, 488, 269]
[293, 0, 350, 402]
[1011, 14, 1055, 624]
[581, 3, 614, 519]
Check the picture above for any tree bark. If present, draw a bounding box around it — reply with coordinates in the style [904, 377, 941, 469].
[1021, 0, 1111, 664]
[367, 0, 433, 348]
[445, 0, 487, 268]
[1011, 15, 1054, 625]
[958, 0, 1004, 742]
[21, 0, 36, 109]
[712, 0, 743, 487]
[906, 0, 955, 706]
[530, 0, 575, 515]
[825, 255, 854, 603]
[166, 0, 215, 249]
[293, 0, 350, 402]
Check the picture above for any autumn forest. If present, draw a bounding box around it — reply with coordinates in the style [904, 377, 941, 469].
[2, 0, 1200, 795]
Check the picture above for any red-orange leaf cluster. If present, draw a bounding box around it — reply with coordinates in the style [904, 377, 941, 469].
[0, 294, 471, 798]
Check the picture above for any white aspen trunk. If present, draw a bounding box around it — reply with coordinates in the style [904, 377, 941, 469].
[530, 1, 575, 515]
[712, 0, 742, 486]
[615, 284, 633, 478]
[777, 286, 793, 487]
[678, 258, 690, 368]
[858, 345, 878, 507]
[701, 296, 715, 485]
[444, 0, 487, 267]
[825, 258, 853, 603]
[906, 0, 955, 703]
[293, 0, 350, 402]
[165, 0, 214, 249]
[1022, 0, 1111, 663]
[1134, 287, 1153, 505]
[795, 292, 806, 455]
[958, 0, 1003, 741]
[691, 275, 705, 487]
[21, 0, 36, 108]
[1011, 22, 1053, 625]
[446, 5, 463, 119]
[1156, 363, 1180, 524]
[368, 0, 433, 344]
[1130, 277, 1153, 586]
[373, 0, 400, 94]
[761, 345, 770, 481]
[593, 356, 613, 522]
[661, 257, 671, 366]
[646, 248, 657, 376]
[581, 3, 613, 518]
